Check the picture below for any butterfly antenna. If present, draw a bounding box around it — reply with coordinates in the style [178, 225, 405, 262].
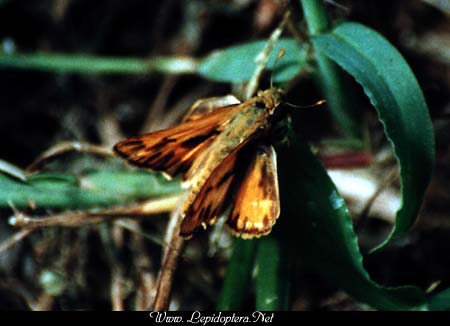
[286, 99, 327, 109]
[270, 48, 286, 89]
[324, 0, 349, 12]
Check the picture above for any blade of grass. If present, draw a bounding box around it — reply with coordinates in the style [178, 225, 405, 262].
[255, 236, 290, 310]
[313, 22, 435, 252]
[0, 169, 182, 209]
[0, 53, 197, 75]
[216, 239, 257, 310]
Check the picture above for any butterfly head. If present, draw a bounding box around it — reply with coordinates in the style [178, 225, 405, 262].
[256, 88, 284, 115]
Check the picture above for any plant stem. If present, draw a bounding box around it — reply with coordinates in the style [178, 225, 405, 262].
[0, 53, 198, 75]
[301, 0, 329, 35]
[300, 0, 363, 141]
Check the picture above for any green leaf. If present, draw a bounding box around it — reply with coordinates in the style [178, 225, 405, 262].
[277, 131, 428, 310]
[198, 39, 308, 83]
[0, 169, 181, 209]
[313, 22, 435, 251]
[216, 239, 257, 310]
[255, 236, 290, 310]
[427, 289, 450, 311]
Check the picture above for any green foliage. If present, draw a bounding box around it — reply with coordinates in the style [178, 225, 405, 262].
[216, 239, 257, 310]
[428, 288, 450, 311]
[218, 235, 291, 311]
[313, 22, 435, 251]
[0, 169, 181, 209]
[0, 53, 197, 75]
[198, 39, 308, 83]
[0, 40, 307, 83]
[278, 131, 427, 311]
[255, 236, 290, 310]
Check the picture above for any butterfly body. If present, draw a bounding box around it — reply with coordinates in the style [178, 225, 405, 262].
[114, 88, 284, 238]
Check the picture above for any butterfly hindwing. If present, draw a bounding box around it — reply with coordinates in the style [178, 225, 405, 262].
[227, 144, 280, 238]
[180, 141, 280, 239]
[179, 140, 253, 237]
[113, 105, 241, 179]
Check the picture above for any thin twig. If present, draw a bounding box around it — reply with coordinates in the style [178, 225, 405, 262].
[111, 270, 125, 311]
[324, 0, 350, 12]
[26, 141, 114, 173]
[128, 220, 157, 310]
[111, 223, 126, 311]
[32, 294, 54, 311]
[244, 10, 291, 99]
[140, 76, 179, 134]
[115, 219, 165, 247]
[136, 268, 156, 311]
[285, 7, 308, 43]
[9, 194, 183, 229]
[152, 199, 186, 311]
[0, 229, 34, 255]
[97, 89, 126, 147]
[98, 224, 126, 311]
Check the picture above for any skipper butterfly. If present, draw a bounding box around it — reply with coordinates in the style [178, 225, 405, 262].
[114, 87, 285, 239]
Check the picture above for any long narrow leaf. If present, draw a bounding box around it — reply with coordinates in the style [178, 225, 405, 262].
[216, 239, 257, 310]
[0, 169, 181, 209]
[277, 131, 427, 310]
[0, 53, 197, 75]
[255, 236, 290, 310]
[313, 22, 435, 251]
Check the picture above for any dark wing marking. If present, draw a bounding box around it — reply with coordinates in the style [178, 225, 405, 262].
[179, 140, 252, 237]
[113, 105, 241, 179]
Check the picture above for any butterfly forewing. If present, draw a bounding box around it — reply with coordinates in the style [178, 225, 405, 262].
[113, 104, 241, 179]
[181, 98, 271, 189]
[227, 145, 280, 238]
[182, 95, 241, 122]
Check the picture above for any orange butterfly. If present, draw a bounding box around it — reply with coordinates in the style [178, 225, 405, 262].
[114, 88, 284, 239]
